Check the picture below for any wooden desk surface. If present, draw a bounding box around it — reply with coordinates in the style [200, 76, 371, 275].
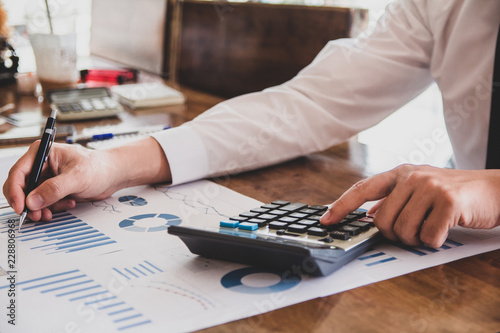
[2, 76, 499, 333]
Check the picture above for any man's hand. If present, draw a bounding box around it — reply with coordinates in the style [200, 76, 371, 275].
[3, 137, 171, 222]
[320, 164, 500, 248]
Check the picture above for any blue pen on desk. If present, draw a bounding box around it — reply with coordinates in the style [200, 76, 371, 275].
[19, 109, 57, 230]
[66, 125, 170, 144]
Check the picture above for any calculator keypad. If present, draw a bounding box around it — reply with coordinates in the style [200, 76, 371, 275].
[219, 201, 376, 250]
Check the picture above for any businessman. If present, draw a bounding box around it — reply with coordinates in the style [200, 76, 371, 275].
[4, 0, 500, 248]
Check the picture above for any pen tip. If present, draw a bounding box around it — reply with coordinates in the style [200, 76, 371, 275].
[19, 212, 26, 231]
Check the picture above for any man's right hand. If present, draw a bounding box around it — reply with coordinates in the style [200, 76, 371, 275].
[3, 137, 171, 222]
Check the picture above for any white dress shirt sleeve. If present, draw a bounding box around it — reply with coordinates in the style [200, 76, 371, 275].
[153, 0, 436, 185]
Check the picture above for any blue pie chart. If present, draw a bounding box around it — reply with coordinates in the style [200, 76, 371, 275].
[221, 267, 301, 294]
[119, 213, 181, 232]
[118, 195, 148, 207]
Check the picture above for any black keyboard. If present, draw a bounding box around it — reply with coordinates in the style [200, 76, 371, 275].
[168, 201, 381, 276]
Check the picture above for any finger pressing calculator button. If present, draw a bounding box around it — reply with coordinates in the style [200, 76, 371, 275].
[238, 222, 258, 231]
[307, 227, 328, 237]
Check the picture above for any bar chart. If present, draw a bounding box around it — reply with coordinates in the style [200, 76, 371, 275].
[0, 269, 151, 331]
[0, 211, 117, 255]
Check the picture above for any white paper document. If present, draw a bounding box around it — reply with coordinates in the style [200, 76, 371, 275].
[0, 180, 498, 332]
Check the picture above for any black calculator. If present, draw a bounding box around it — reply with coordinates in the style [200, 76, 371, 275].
[168, 201, 381, 276]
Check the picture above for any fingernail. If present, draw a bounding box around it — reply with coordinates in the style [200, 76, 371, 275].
[27, 193, 44, 210]
[321, 209, 331, 221]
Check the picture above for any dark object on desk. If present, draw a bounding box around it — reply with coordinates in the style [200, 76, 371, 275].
[0, 38, 19, 86]
[47, 87, 123, 121]
[169, 201, 381, 276]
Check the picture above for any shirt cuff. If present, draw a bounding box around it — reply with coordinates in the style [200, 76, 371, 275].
[150, 125, 209, 185]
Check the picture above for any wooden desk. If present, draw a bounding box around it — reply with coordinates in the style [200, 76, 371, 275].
[2, 76, 499, 332]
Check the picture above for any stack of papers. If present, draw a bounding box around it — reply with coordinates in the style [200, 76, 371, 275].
[111, 82, 185, 109]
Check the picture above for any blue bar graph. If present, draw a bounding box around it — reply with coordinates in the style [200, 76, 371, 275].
[358, 251, 397, 267]
[1, 211, 117, 255]
[392, 238, 464, 256]
[113, 260, 164, 280]
[0, 269, 152, 331]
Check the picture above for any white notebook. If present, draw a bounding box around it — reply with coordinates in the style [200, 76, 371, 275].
[111, 82, 185, 109]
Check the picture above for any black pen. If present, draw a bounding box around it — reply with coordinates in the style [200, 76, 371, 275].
[19, 109, 57, 230]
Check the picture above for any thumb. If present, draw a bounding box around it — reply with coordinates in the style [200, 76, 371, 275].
[26, 172, 79, 210]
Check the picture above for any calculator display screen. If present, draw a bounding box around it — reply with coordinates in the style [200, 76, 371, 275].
[48, 88, 110, 103]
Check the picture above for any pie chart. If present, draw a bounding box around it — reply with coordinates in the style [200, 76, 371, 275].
[119, 213, 182, 232]
[118, 195, 148, 207]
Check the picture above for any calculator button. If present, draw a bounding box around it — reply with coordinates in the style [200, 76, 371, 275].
[262, 203, 280, 210]
[348, 221, 370, 231]
[296, 219, 318, 227]
[309, 205, 328, 212]
[91, 98, 106, 110]
[330, 231, 351, 240]
[102, 97, 117, 109]
[240, 211, 259, 218]
[238, 222, 258, 231]
[257, 214, 276, 221]
[267, 209, 287, 216]
[79, 99, 94, 111]
[287, 224, 308, 233]
[280, 203, 308, 212]
[307, 215, 321, 222]
[351, 210, 367, 218]
[289, 212, 308, 219]
[278, 216, 298, 224]
[58, 104, 72, 113]
[70, 103, 83, 111]
[358, 216, 374, 223]
[344, 214, 359, 221]
[250, 207, 269, 214]
[269, 221, 288, 230]
[220, 220, 239, 228]
[271, 200, 290, 206]
[298, 208, 317, 215]
[307, 227, 328, 237]
[247, 218, 267, 227]
[339, 225, 361, 236]
[230, 216, 248, 222]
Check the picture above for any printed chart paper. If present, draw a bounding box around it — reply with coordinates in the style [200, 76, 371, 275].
[0, 180, 499, 332]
